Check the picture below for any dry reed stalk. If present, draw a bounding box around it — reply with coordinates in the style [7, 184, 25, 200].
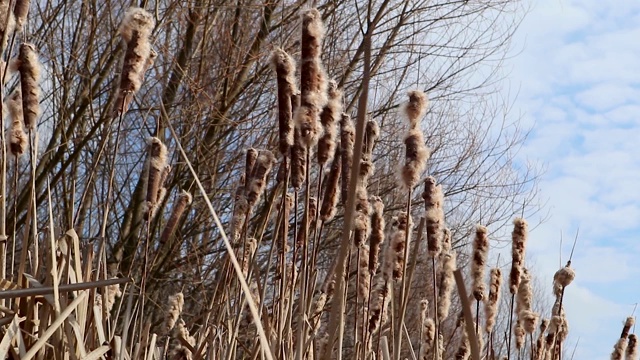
[271, 48, 297, 156]
[116, 7, 154, 115]
[340, 113, 355, 205]
[627, 334, 638, 360]
[16, 43, 40, 130]
[317, 80, 342, 166]
[7, 90, 26, 156]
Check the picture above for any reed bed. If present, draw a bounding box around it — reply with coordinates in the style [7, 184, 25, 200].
[0, 3, 629, 360]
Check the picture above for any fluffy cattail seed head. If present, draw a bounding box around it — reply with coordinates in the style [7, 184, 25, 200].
[384, 212, 412, 281]
[400, 127, 430, 189]
[14, 0, 30, 29]
[358, 245, 371, 300]
[158, 190, 192, 247]
[437, 250, 456, 323]
[246, 150, 275, 208]
[0, 2, 14, 51]
[317, 80, 342, 166]
[554, 264, 576, 289]
[403, 90, 429, 128]
[164, 292, 184, 335]
[514, 321, 526, 350]
[368, 196, 385, 274]
[510, 217, 528, 294]
[291, 128, 307, 189]
[271, 48, 297, 156]
[484, 267, 502, 333]
[516, 268, 533, 316]
[621, 317, 635, 339]
[17, 43, 41, 130]
[626, 334, 638, 360]
[471, 224, 489, 301]
[144, 137, 168, 219]
[8, 90, 26, 156]
[320, 151, 341, 222]
[340, 114, 355, 205]
[363, 120, 380, 161]
[423, 177, 444, 257]
[520, 310, 539, 334]
[420, 317, 436, 360]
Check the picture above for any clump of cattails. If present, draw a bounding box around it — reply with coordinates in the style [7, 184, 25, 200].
[295, 8, 327, 146]
[144, 137, 168, 219]
[270, 48, 297, 156]
[164, 292, 184, 335]
[15, 43, 41, 130]
[510, 217, 528, 294]
[471, 225, 489, 301]
[485, 267, 502, 333]
[423, 176, 444, 257]
[116, 7, 155, 114]
[400, 91, 430, 189]
[340, 113, 355, 204]
[7, 90, 27, 156]
[317, 80, 342, 166]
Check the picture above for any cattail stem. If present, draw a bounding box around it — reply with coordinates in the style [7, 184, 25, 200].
[432, 255, 439, 360]
[507, 293, 515, 359]
[394, 192, 412, 360]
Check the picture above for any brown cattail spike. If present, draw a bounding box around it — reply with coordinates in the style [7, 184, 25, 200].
[17, 43, 41, 130]
[484, 267, 502, 333]
[246, 150, 275, 208]
[158, 190, 192, 247]
[384, 212, 413, 281]
[14, 0, 30, 29]
[400, 91, 430, 189]
[144, 137, 168, 219]
[437, 249, 456, 322]
[471, 224, 489, 301]
[627, 334, 638, 360]
[317, 80, 342, 166]
[509, 217, 528, 294]
[270, 48, 297, 156]
[0, 1, 14, 52]
[164, 292, 184, 335]
[340, 113, 354, 204]
[290, 128, 307, 190]
[423, 176, 444, 257]
[320, 150, 341, 222]
[116, 7, 154, 114]
[7, 90, 26, 156]
[368, 196, 385, 274]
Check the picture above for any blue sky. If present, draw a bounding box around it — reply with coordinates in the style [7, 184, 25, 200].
[507, 0, 640, 358]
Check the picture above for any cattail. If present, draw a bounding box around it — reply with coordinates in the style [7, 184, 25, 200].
[557, 315, 569, 344]
[471, 224, 489, 301]
[158, 190, 192, 246]
[510, 217, 528, 294]
[296, 197, 317, 246]
[230, 187, 249, 244]
[353, 188, 371, 247]
[360, 120, 379, 182]
[423, 177, 444, 257]
[0, 1, 14, 52]
[626, 334, 638, 360]
[442, 227, 452, 252]
[384, 212, 412, 281]
[520, 310, 539, 334]
[246, 150, 275, 208]
[173, 319, 196, 358]
[16, 43, 41, 130]
[485, 267, 502, 333]
[320, 151, 341, 222]
[103, 279, 122, 317]
[622, 317, 636, 339]
[144, 137, 168, 219]
[244, 148, 258, 189]
[368, 276, 391, 334]
[340, 113, 354, 205]
[614, 338, 629, 360]
[241, 238, 258, 278]
[116, 7, 154, 114]
[534, 319, 549, 360]
[14, 0, 30, 29]
[317, 80, 342, 166]
[437, 250, 457, 322]
[420, 317, 436, 360]
[358, 244, 371, 299]
[368, 196, 385, 274]
[403, 90, 429, 128]
[455, 320, 471, 360]
[516, 268, 533, 316]
[7, 90, 26, 156]
[291, 128, 307, 189]
[271, 48, 297, 156]
[164, 292, 184, 335]
[514, 320, 525, 350]
[553, 263, 576, 296]
[400, 91, 430, 189]
[156, 165, 171, 205]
